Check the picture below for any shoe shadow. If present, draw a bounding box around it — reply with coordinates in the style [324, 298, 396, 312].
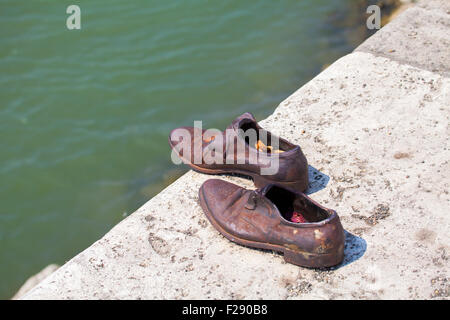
[323, 231, 367, 270]
[341, 230, 367, 267]
[303, 167, 367, 269]
[305, 165, 330, 195]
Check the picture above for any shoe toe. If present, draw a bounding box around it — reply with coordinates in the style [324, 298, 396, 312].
[200, 179, 242, 217]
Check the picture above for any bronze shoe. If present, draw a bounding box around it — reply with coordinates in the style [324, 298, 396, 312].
[199, 179, 345, 268]
[169, 112, 309, 191]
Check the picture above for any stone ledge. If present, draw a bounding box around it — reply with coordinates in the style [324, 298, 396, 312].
[23, 1, 450, 299]
[416, 0, 450, 14]
[356, 5, 450, 76]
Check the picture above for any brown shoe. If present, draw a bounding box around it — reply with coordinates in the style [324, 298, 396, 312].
[199, 179, 345, 268]
[169, 113, 309, 191]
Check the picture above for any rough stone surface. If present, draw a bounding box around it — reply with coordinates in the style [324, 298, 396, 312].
[23, 1, 449, 300]
[12, 264, 59, 299]
[356, 5, 450, 77]
[416, 0, 450, 14]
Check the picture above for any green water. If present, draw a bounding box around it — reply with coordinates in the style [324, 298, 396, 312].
[1, 0, 373, 298]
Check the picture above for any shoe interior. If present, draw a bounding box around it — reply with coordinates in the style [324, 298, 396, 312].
[238, 120, 295, 152]
[265, 186, 330, 223]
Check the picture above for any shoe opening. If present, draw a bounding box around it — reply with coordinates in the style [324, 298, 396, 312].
[265, 186, 330, 223]
[238, 120, 295, 153]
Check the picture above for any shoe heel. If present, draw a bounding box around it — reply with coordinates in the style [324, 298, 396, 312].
[283, 248, 314, 267]
[284, 248, 342, 268]
[253, 175, 308, 192]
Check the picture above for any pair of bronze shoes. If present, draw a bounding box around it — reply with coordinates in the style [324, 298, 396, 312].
[169, 113, 345, 268]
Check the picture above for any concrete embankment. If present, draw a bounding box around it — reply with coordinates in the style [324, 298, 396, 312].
[23, 0, 449, 299]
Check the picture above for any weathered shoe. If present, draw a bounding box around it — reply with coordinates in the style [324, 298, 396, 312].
[169, 112, 309, 191]
[199, 179, 345, 268]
